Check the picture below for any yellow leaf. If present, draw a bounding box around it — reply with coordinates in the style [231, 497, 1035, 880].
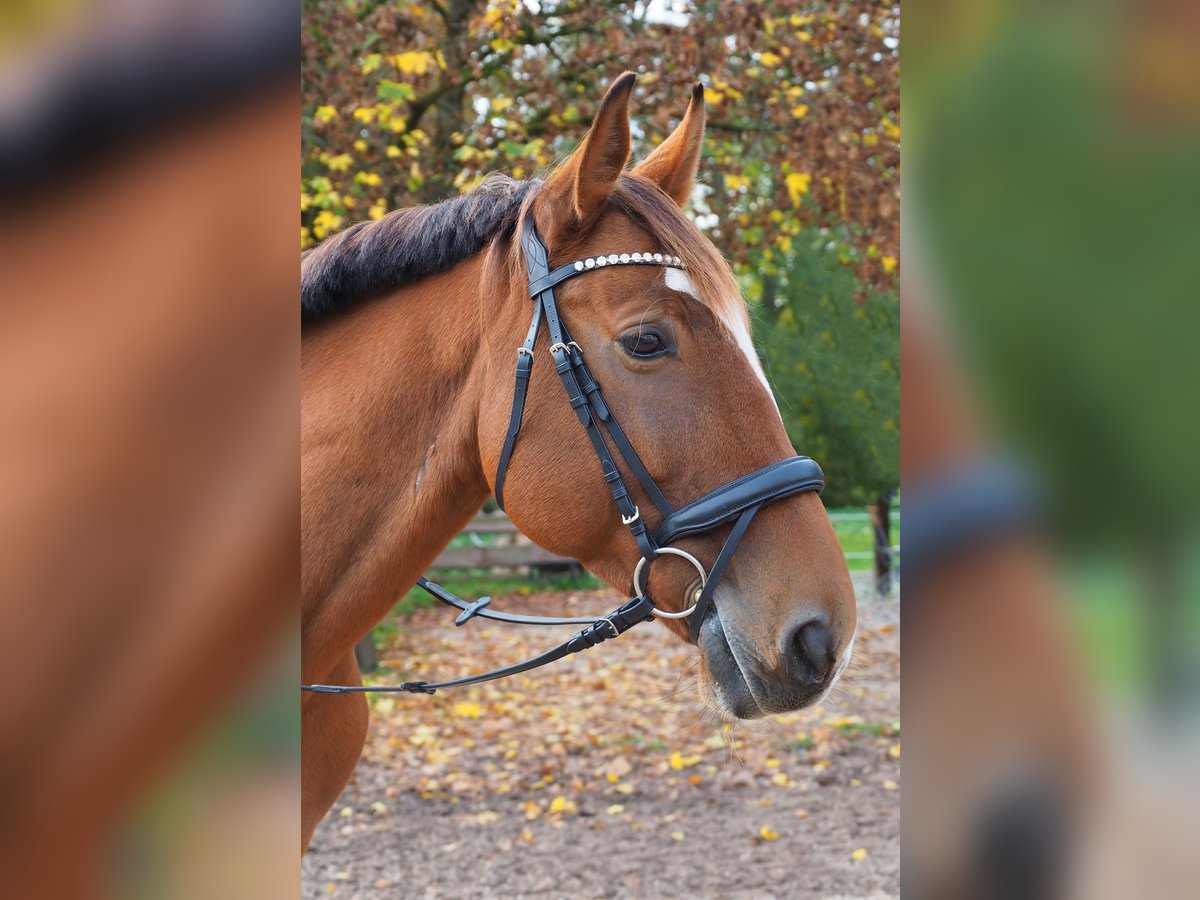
[548, 795, 569, 814]
[475, 810, 499, 824]
[760, 51, 782, 67]
[368, 203, 386, 221]
[863, 132, 879, 146]
[360, 53, 382, 75]
[312, 211, 344, 240]
[670, 830, 685, 841]
[353, 139, 367, 152]
[522, 800, 542, 820]
[324, 153, 353, 173]
[796, 30, 812, 42]
[790, 103, 809, 119]
[491, 97, 514, 113]
[725, 174, 749, 191]
[760, 826, 780, 840]
[765, 758, 781, 768]
[852, 847, 868, 860]
[882, 256, 897, 275]
[883, 780, 898, 791]
[353, 107, 377, 124]
[785, 172, 811, 206]
[889, 743, 901, 759]
[386, 145, 402, 159]
[314, 105, 337, 125]
[771, 772, 790, 786]
[669, 751, 700, 770]
[452, 701, 482, 719]
[703, 88, 724, 105]
[394, 51, 435, 75]
[519, 827, 534, 844]
[606, 804, 625, 815]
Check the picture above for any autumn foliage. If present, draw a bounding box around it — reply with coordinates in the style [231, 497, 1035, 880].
[301, 0, 898, 288]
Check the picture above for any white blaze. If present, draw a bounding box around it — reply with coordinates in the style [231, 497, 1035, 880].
[663, 267, 782, 419]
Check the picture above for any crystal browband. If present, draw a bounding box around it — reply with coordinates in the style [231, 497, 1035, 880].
[572, 252, 685, 272]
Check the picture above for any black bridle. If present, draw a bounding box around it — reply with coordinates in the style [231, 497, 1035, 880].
[302, 219, 825, 695]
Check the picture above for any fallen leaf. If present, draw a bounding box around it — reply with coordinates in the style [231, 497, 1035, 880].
[669, 751, 700, 770]
[452, 701, 482, 719]
[852, 847, 868, 860]
[760, 825, 780, 840]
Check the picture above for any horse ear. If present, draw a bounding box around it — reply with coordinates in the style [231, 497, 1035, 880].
[631, 82, 705, 206]
[540, 72, 636, 239]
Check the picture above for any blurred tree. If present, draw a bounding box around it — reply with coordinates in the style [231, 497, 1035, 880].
[750, 230, 899, 507]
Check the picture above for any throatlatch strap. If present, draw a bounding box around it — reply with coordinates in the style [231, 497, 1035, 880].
[687, 505, 760, 643]
[494, 299, 543, 510]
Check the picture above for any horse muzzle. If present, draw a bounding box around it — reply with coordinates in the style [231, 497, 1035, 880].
[695, 600, 853, 718]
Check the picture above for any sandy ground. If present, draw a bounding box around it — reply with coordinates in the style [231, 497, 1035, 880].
[303, 573, 899, 899]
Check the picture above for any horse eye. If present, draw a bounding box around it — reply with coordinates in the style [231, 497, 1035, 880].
[621, 329, 668, 359]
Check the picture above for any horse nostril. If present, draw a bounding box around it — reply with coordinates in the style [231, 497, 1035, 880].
[788, 617, 836, 685]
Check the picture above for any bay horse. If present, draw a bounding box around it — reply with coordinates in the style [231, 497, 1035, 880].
[301, 72, 856, 848]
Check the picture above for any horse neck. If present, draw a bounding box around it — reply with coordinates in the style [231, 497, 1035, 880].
[301, 255, 497, 654]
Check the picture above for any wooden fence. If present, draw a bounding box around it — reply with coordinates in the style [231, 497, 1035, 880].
[429, 509, 899, 570]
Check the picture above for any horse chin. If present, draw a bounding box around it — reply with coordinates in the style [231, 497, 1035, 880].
[696, 605, 847, 719]
[695, 611, 768, 720]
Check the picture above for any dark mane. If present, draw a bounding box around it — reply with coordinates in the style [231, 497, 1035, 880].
[301, 175, 537, 321]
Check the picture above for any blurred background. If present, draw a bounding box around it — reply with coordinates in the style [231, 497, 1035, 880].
[905, 0, 1200, 895]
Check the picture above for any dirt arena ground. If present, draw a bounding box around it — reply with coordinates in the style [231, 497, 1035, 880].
[303, 573, 899, 899]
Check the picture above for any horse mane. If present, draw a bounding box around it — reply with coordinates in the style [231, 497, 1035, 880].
[301, 174, 536, 321]
[303, 171, 746, 337]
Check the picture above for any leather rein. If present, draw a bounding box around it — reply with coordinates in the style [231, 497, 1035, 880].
[302, 219, 825, 695]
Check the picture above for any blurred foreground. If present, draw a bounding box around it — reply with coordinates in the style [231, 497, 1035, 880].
[1, 1, 298, 897]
